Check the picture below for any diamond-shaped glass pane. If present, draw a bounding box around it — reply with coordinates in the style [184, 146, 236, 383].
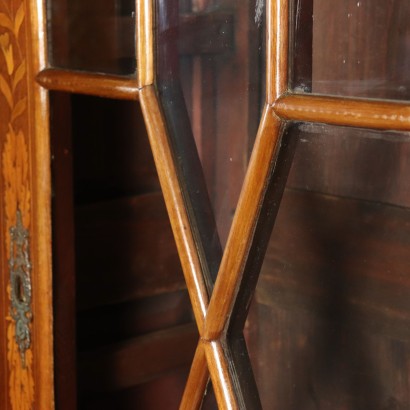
[156, 0, 266, 282]
[291, 0, 410, 100]
[242, 122, 410, 408]
[47, 0, 136, 75]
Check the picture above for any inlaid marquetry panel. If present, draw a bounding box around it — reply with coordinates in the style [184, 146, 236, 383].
[1, 0, 53, 408]
[0, 1, 34, 408]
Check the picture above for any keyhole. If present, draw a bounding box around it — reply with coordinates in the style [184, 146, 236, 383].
[14, 275, 25, 303]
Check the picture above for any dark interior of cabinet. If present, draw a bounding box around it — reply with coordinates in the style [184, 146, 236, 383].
[244, 1, 410, 409]
[246, 123, 410, 409]
[46, 0, 410, 409]
[50, 94, 197, 410]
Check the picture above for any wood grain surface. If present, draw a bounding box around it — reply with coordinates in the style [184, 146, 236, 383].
[4, 0, 409, 408]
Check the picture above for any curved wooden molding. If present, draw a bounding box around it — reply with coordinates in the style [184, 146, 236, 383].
[28, 0, 410, 409]
[140, 85, 210, 332]
[275, 93, 410, 131]
[37, 68, 141, 100]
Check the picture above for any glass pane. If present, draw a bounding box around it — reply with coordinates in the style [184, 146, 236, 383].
[202, 380, 218, 410]
[50, 93, 195, 407]
[47, 0, 136, 75]
[244, 122, 410, 408]
[156, 0, 266, 282]
[291, 0, 410, 100]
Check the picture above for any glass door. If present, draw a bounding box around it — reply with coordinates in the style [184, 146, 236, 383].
[29, 0, 410, 408]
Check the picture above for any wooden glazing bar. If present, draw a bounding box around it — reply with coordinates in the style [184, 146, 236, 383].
[140, 85, 209, 333]
[267, 0, 289, 103]
[180, 343, 209, 410]
[137, 0, 154, 87]
[204, 341, 238, 410]
[201, 106, 282, 410]
[204, 106, 283, 339]
[28, 0, 55, 408]
[199, 1, 290, 407]
[274, 93, 410, 131]
[36, 69, 140, 100]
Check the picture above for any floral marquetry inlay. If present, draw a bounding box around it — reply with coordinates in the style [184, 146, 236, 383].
[0, 0, 34, 408]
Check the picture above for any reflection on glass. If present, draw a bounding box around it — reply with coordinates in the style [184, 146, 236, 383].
[292, 0, 410, 100]
[156, 0, 265, 274]
[245, 122, 410, 408]
[47, 0, 136, 75]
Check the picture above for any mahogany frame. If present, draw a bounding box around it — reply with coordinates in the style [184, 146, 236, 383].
[28, 0, 410, 408]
